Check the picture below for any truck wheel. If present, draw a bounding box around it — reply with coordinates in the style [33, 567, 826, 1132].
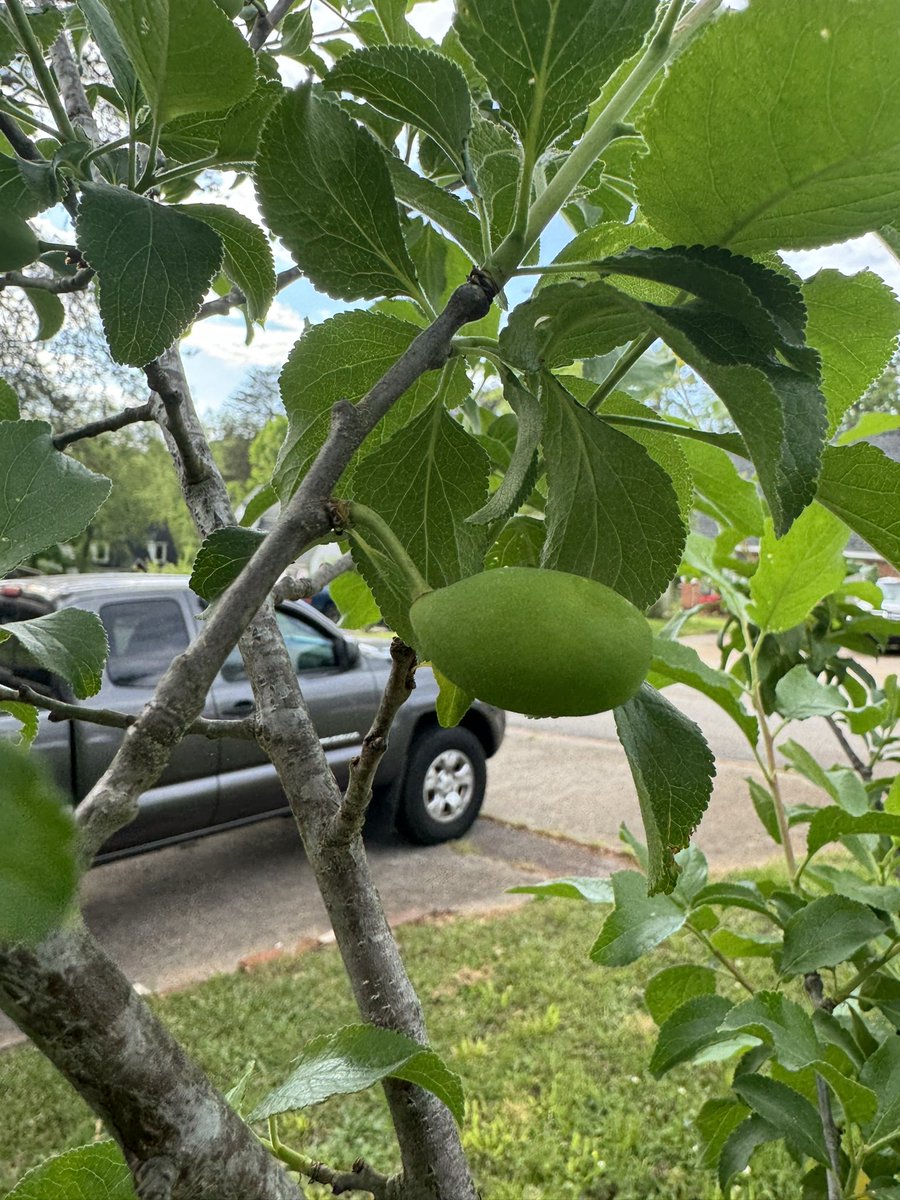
[397, 726, 486, 845]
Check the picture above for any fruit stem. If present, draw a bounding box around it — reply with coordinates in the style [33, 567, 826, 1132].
[345, 502, 431, 602]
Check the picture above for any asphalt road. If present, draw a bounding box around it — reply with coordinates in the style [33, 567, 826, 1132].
[0, 636, 893, 1051]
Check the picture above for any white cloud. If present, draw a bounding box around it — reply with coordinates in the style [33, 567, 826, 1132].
[407, 0, 455, 39]
[781, 234, 900, 297]
[182, 298, 307, 367]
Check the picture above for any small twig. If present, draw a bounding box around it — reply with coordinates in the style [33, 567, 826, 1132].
[0, 682, 257, 740]
[310, 1157, 393, 1198]
[144, 361, 211, 487]
[334, 639, 417, 842]
[825, 716, 873, 781]
[249, 0, 297, 51]
[53, 401, 156, 450]
[0, 266, 93, 294]
[804, 976, 843, 1198]
[196, 265, 302, 320]
[272, 552, 354, 604]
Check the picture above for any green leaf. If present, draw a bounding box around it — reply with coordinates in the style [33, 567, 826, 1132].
[718, 1115, 782, 1193]
[79, 0, 142, 114]
[691, 882, 773, 919]
[774, 665, 848, 721]
[807, 1060, 878, 1126]
[803, 270, 900, 434]
[0, 210, 39, 272]
[190, 526, 265, 602]
[589, 869, 686, 967]
[484, 514, 545, 569]
[0, 153, 57, 220]
[238, 483, 277, 530]
[466, 111, 521, 246]
[720, 993, 820, 1072]
[0, 609, 108, 700]
[637, 0, 900, 253]
[598, 393, 693, 524]
[434, 667, 473, 728]
[179, 204, 276, 323]
[77, 184, 223, 367]
[733, 1074, 829, 1165]
[249, 1023, 464, 1125]
[650, 994, 738, 1078]
[0, 379, 18, 421]
[326, 47, 472, 172]
[330, 570, 381, 630]
[837, 412, 900, 447]
[695, 1097, 750, 1173]
[539, 376, 684, 609]
[255, 85, 418, 302]
[0, 421, 110, 576]
[781, 742, 868, 816]
[455, 0, 657, 159]
[95, 0, 255, 124]
[817, 443, 900, 572]
[275, 310, 457, 500]
[0, 741, 78, 945]
[0, 701, 38, 748]
[468, 371, 541, 525]
[6, 1141, 136, 1199]
[372, 0, 418, 44]
[748, 507, 848, 634]
[502, 278, 825, 534]
[613, 685, 715, 895]
[709, 928, 781, 959]
[22, 287, 64, 342]
[806, 807, 900, 857]
[158, 79, 282, 166]
[781, 896, 887, 977]
[350, 399, 490, 639]
[405, 222, 498, 338]
[808, 864, 900, 914]
[507, 876, 614, 903]
[648, 636, 757, 745]
[860, 1036, 900, 1142]
[680, 439, 764, 537]
[386, 156, 484, 260]
[644, 964, 718, 1026]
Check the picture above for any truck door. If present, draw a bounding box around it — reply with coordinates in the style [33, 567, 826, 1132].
[74, 592, 219, 852]
[210, 605, 380, 825]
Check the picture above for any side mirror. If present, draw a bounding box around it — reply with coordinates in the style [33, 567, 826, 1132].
[338, 638, 361, 669]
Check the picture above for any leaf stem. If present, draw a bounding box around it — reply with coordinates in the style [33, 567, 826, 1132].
[488, 0, 703, 285]
[688, 924, 755, 994]
[0, 95, 62, 139]
[831, 937, 900, 1006]
[5, 0, 78, 142]
[136, 121, 162, 191]
[344, 502, 431, 601]
[586, 331, 658, 411]
[81, 133, 132, 167]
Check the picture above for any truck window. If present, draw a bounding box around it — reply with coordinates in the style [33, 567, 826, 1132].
[101, 598, 191, 687]
[221, 608, 337, 682]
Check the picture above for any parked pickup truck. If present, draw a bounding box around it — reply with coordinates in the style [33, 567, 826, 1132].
[0, 574, 505, 858]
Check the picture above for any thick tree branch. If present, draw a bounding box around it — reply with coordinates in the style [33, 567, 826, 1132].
[50, 33, 100, 143]
[0, 266, 93, 293]
[145, 360, 213, 488]
[272, 551, 354, 604]
[0, 681, 257, 740]
[0, 924, 303, 1200]
[53, 400, 156, 449]
[335, 638, 417, 843]
[196, 265, 303, 320]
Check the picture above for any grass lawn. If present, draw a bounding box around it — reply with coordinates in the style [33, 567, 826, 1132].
[0, 899, 794, 1199]
[648, 613, 726, 637]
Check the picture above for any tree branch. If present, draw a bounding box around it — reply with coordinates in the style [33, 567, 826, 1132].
[52, 400, 156, 449]
[0, 266, 93, 294]
[145, 361, 213, 488]
[196, 266, 303, 320]
[825, 716, 873, 781]
[272, 551, 354, 604]
[50, 32, 100, 143]
[0, 924, 303, 1200]
[0, 681, 257, 740]
[335, 638, 417, 843]
[249, 0, 297, 51]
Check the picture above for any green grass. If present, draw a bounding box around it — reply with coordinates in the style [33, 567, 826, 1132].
[0, 899, 796, 1199]
[648, 613, 726, 637]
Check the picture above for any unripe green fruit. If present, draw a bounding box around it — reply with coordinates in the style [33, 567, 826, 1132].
[410, 567, 652, 717]
[0, 212, 39, 272]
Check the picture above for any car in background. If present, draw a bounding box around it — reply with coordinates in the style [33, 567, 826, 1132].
[873, 576, 900, 649]
[0, 574, 505, 859]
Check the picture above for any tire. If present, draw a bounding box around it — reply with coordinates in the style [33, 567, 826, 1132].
[397, 726, 486, 845]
